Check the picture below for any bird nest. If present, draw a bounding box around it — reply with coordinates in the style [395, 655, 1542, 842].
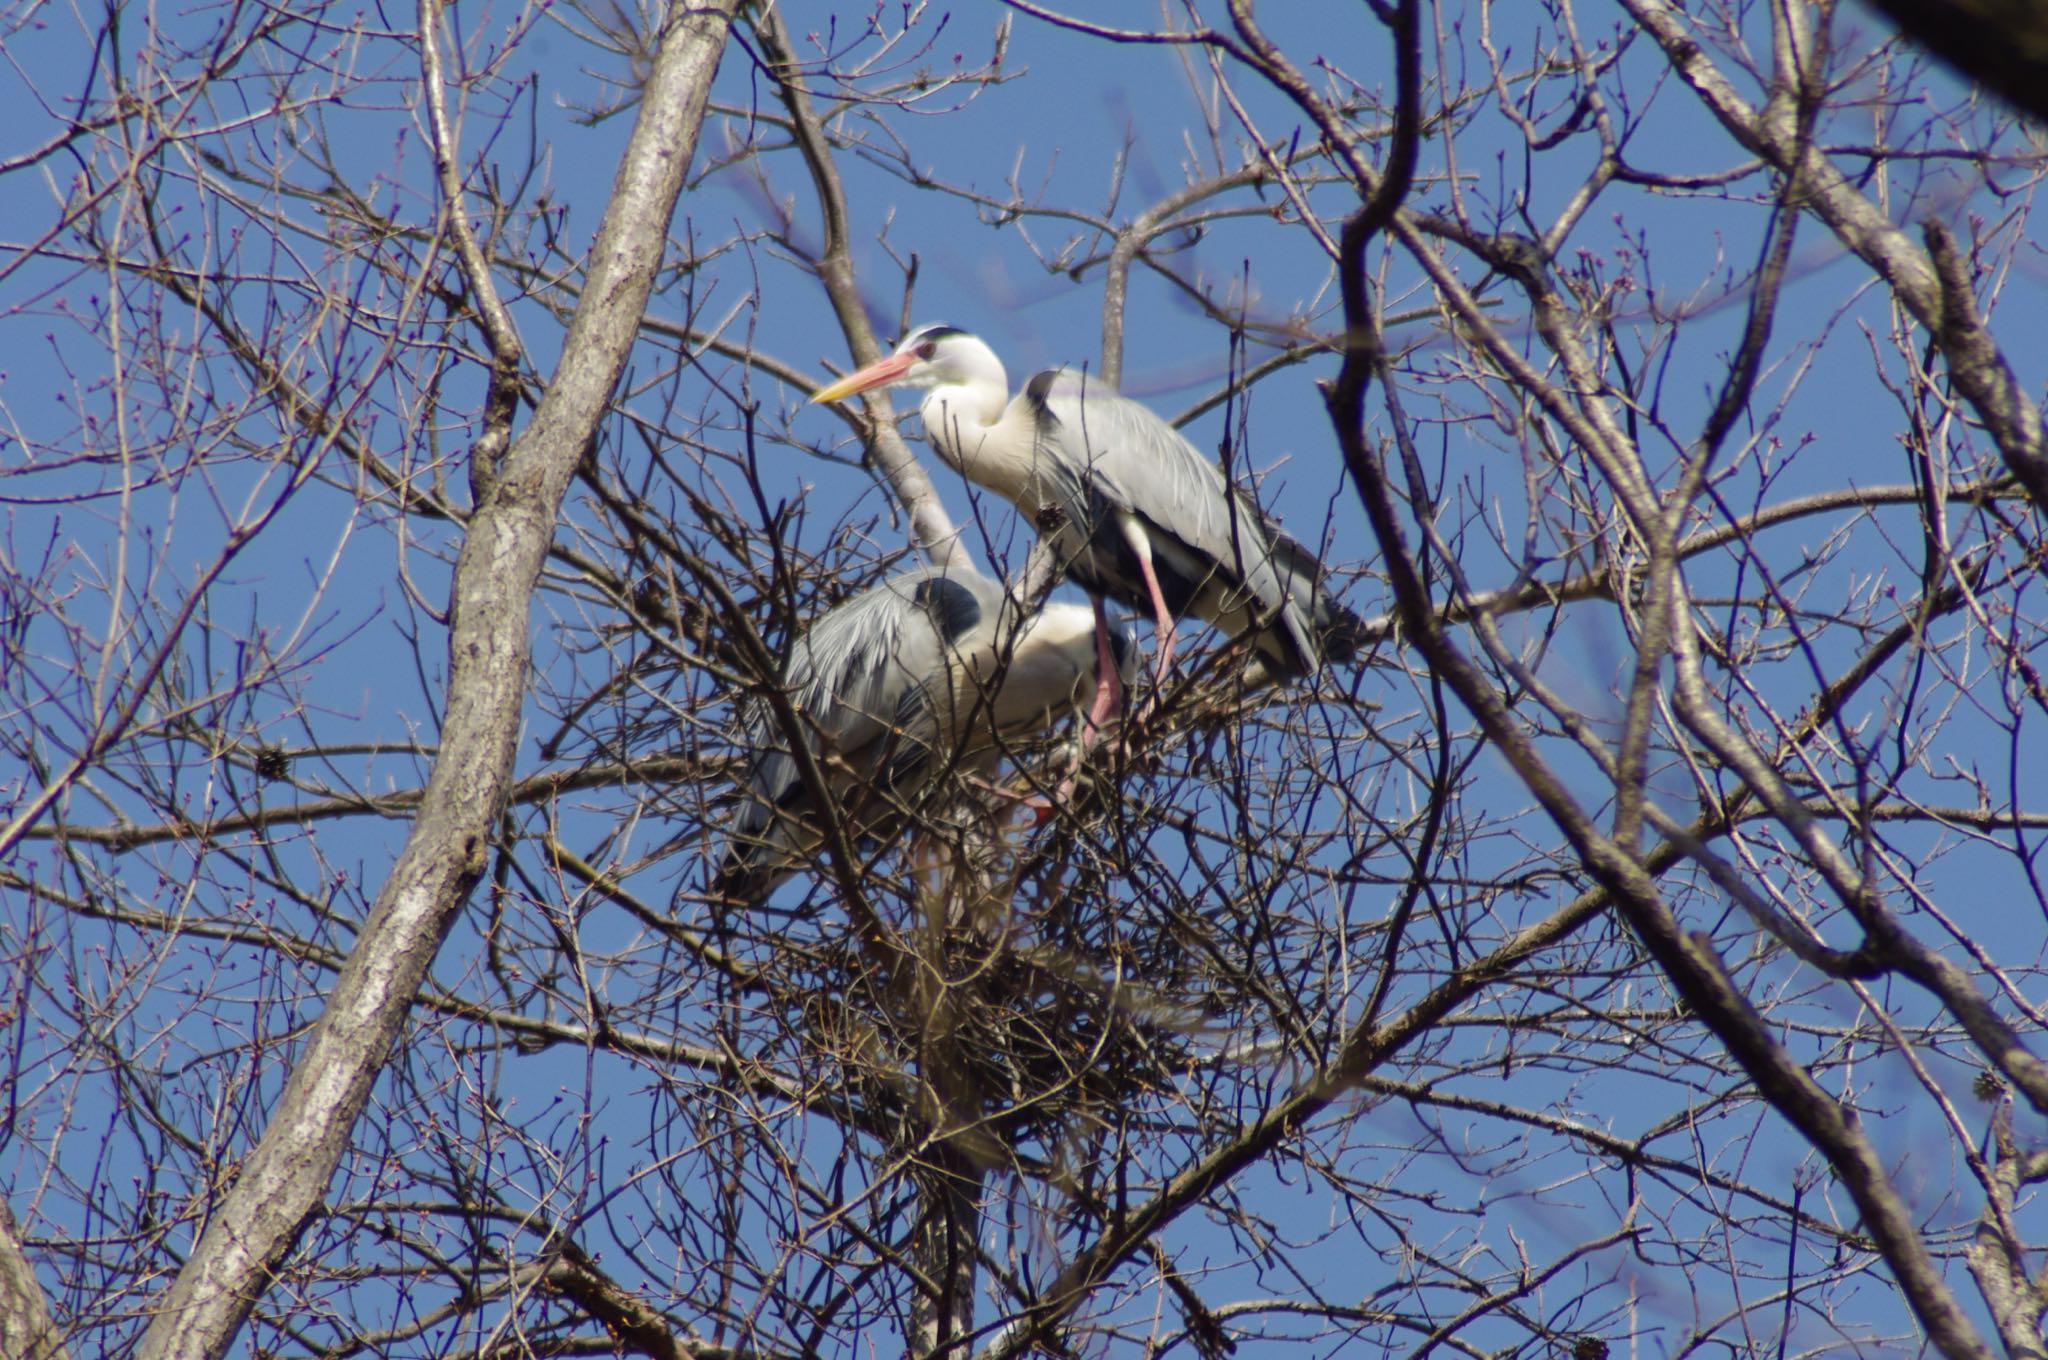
[794, 889, 1199, 1161]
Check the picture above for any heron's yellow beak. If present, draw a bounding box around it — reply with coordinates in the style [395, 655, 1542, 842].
[810, 351, 915, 404]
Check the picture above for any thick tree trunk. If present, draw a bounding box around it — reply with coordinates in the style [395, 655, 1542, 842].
[129, 4, 742, 1356]
[0, 1202, 68, 1360]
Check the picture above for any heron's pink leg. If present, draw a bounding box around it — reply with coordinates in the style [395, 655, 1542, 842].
[1134, 554, 1177, 695]
[1083, 595, 1125, 741]
[1115, 516, 1178, 707]
[1049, 597, 1126, 810]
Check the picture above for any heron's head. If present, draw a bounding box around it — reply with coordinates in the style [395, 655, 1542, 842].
[810, 325, 1004, 403]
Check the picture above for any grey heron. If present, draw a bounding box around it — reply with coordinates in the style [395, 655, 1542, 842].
[811, 325, 1362, 725]
[716, 564, 1137, 905]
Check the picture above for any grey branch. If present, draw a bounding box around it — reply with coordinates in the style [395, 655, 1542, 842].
[128, 4, 744, 1357]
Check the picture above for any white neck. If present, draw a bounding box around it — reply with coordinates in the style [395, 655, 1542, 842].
[917, 343, 1012, 485]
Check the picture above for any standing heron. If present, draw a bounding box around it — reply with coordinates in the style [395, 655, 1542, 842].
[716, 564, 1137, 905]
[811, 325, 1362, 725]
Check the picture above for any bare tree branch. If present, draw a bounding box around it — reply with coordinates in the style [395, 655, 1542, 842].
[130, 6, 742, 1355]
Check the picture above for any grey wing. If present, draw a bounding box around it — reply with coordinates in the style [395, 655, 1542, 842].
[1030, 369, 1326, 672]
[717, 567, 1001, 898]
[749, 570, 972, 802]
[875, 568, 1010, 785]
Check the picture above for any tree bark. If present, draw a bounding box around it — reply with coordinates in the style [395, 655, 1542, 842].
[0, 1201, 68, 1360]
[130, 4, 742, 1356]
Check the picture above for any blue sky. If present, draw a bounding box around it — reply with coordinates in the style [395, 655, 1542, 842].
[4, 1, 2045, 1355]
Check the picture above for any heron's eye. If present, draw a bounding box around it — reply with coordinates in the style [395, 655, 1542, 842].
[916, 342, 937, 360]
